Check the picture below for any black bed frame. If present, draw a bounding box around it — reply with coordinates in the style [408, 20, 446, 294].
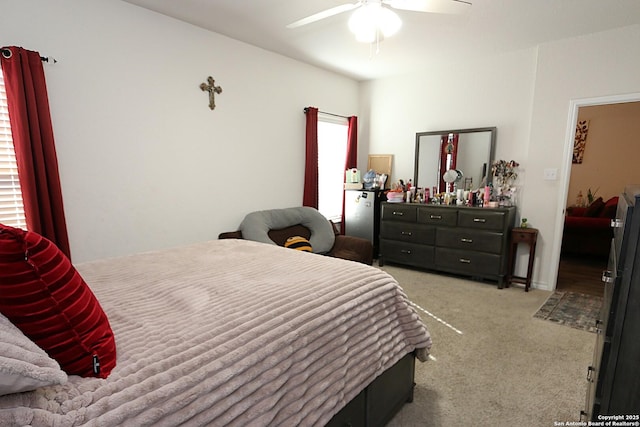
[325, 352, 416, 427]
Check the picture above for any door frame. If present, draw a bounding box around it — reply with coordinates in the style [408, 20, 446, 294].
[550, 92, 640, 290]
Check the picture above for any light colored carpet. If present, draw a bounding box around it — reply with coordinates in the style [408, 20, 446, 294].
[381, 265, 594, 427]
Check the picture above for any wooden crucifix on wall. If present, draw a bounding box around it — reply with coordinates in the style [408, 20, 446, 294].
[200, 76, 222, 110]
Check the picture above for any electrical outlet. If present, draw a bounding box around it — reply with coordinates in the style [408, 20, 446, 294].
[544, 168, 558, 180]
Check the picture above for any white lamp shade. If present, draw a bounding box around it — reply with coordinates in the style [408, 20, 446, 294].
[378, 7, 402, 36]
[348, 3, 402, 43]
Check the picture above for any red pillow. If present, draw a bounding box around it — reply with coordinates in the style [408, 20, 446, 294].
[600, 196, 619, 219]
[584, 197, 604, 217]
[0, 224, 116, 378]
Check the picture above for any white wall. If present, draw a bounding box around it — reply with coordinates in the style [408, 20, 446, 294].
[2, 0, 359, 262]
[358, 47, 536, 188]
[361, 25, 640, 290]
[524, 24, 640, 289]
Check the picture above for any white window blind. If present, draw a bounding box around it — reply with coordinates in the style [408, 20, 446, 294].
[0, 69, 27, 229]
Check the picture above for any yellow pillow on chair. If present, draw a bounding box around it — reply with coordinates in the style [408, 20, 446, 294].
[284, 236, 312, 252]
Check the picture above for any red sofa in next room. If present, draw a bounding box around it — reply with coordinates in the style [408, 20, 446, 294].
[561, 196, 618, 260]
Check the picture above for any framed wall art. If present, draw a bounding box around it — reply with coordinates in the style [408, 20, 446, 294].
[573, 119, 590, 164]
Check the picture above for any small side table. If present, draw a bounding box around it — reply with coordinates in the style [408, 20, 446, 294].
[507, 227, 539, 292]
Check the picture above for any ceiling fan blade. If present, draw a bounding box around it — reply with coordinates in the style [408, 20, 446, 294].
[385, 0, 471, 14]
[286, 3, 361, 29]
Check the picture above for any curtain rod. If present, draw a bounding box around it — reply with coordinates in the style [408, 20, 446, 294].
[303, 107, 349, 119]
[0, 48, 57, 63]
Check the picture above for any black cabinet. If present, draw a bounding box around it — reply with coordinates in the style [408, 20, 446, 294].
[583, 185, 640, 419]
[379, 203, 516, 287]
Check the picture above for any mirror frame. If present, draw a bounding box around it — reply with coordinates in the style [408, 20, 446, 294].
[413, 126, 497, 192]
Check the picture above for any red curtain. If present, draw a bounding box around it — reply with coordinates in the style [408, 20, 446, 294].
[344, 116, 358, 170]
[340, 116, 358, 233]
[0, 46, 71, 258]
[303, 107, 319, 208]
[439, 133, 459, 193]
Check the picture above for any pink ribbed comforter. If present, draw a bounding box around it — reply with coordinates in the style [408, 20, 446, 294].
[0, 239, 431, 426]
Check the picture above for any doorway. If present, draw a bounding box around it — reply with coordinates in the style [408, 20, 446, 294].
[554, 95, 640, 295]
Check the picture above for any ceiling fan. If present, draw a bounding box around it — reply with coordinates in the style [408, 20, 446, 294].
[287, 0, 472, 41]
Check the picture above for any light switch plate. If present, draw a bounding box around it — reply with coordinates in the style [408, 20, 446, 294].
[544, 168, 558, 180]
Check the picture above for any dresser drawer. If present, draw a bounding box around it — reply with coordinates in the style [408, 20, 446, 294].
[436, 228, 503, 254]
[435, 247, 502, 275]
[382, 204, 417, 222]
[458, 209, 506, 231]
[380, 222, 435, 244]
[417, 207, 457, 227]
[380, 239, 434, 268]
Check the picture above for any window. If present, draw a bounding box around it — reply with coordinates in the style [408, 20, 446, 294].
[0, 69, 27, 229]
[317, 115, 348, 222]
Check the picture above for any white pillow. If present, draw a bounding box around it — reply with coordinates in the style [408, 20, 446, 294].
[0, 313, 68, 396]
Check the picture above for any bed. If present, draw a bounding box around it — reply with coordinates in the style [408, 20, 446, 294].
[0, 237, 431, 426]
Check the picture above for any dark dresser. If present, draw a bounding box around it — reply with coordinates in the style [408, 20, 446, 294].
[379, 202, 516, 287]
[582, 185, 640, 419]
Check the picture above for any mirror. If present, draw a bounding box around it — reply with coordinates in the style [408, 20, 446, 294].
[414, 127, 496, 194]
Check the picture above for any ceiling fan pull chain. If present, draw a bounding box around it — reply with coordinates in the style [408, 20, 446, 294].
[368, 28, 382, 58]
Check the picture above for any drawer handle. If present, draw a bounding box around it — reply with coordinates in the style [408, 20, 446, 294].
[460, 238, 473, 243]
[586, 366, 595, 382]
[400, 249, 412, 255]
[393, 211, 404, 216]
[401, 231, 413, 236]
[459, 258, 471, 264]
[473, 218, 486, 223]
[601, 270, 614, 283]
[430, 215, 442, 220]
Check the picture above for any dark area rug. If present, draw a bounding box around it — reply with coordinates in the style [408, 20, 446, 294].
[533, 291, 603, 333]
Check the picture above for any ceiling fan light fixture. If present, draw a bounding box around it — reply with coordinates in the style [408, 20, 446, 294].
[378, 7, 402, 36]
[348, 3, 402, 43]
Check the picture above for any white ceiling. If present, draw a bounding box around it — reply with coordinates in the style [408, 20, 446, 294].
[121, 0, 640, 81]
